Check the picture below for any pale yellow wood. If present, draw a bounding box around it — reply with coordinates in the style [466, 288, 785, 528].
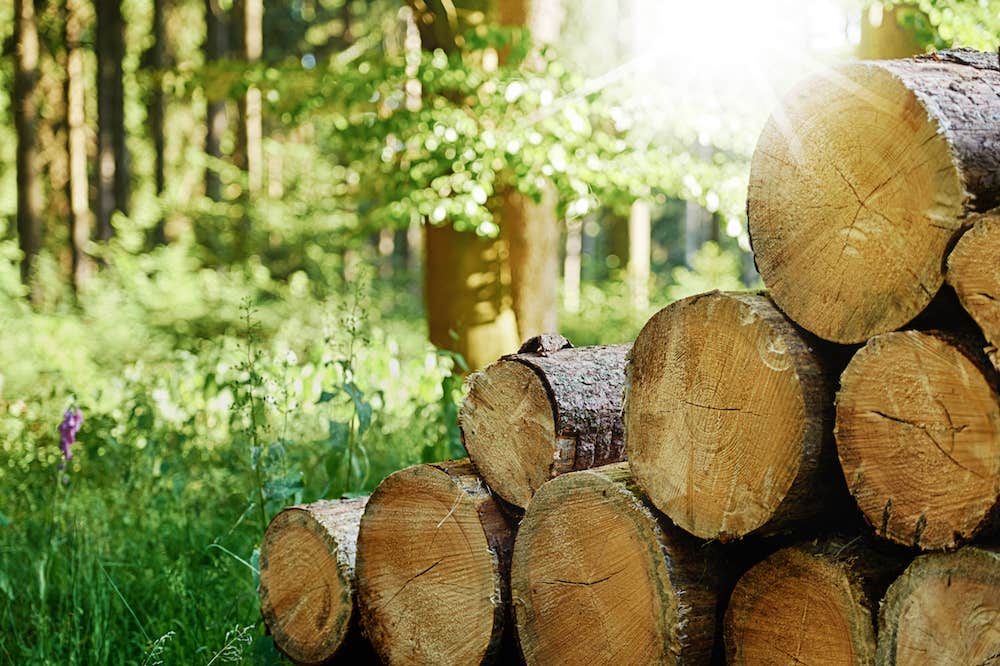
[947, 211, 1000, 368]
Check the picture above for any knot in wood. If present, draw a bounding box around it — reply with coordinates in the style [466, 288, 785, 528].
[518, 334, 573, 354]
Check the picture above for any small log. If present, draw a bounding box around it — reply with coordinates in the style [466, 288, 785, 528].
[724, 537, 908, 666]
[947, 211, 1000, 367]
[626, 291, 839, 540]
[355, 459, 516, 665]
[510, 463, 724, 665]
[877, 546, 1000, 664]
[836, 330, 1000, 549]
[749, 49, 1000, 343]
[258, 497, 370, 665]
[460, 336, 629, 508]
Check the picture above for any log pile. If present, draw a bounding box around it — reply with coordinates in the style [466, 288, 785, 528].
[258, 49, 1000, 664]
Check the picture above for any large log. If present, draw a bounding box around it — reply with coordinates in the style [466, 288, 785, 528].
[724, 537, 908, 666]
[877, 547, 1000, 664]
[947, 210, 1000, 367]
[258, 497, 372, 664]
[748, 49, 1000, 344]
[355, 459, 516, 665]
[460, 335, 629, 509]
[836, 330, 1000, 549]
[625, 291, 839, 541]
[510, 463, 724, 665]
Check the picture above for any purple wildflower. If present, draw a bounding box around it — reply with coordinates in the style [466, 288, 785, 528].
[58, 407, 84, 464]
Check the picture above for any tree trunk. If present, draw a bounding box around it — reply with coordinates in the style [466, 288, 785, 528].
[627, 200, 651, 311]
[511, 463, 725, 665]
[96, 0, 128, 240]
[625, 291, 842, 541]
[65, 0, 93, 291]
[355, 460, 516, 666]
[946, 211, 1000, 368]
[460, 336, 629, 508]
[14, 0, 43, 298]
[749, 49, 1000, 344]
[232, 0, 262, 257]
[877, 547, 1000, 665]
[502, 186, 560, 339]
[146, 0, 168, 245]
[836, 329, 1000, 550]
[562, 217, 582, 313]
[259, 497, 377, 664]
[857, 4, 925, 60]
[204, 0, 227, 202]
[423, 223, 520, 371]
[724, 537, 908, 665]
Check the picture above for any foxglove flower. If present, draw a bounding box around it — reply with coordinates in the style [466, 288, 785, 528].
[58, 407, 83, 465]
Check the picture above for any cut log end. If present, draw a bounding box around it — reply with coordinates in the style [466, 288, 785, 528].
[836, 331, 1000, 549]
[749, 62, 965, 343]
[725, 547, 877, 666]
[947, 212, 1000, 365]
[461, 361, 556, 508]
[511, 464, 721, 666]
[878, 547, 1000, 665]
[259, 499, 366, 665]
[355, 461, 513, 666]
[626, 291, 831, 540]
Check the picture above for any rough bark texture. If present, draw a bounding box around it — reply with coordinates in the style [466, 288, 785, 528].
[511, 463, 725, 665]
[96, 0, 128, 240]
[460, 339, 630, 508]
[724, 537, 909, 666]
[947, 211, 1000, 368]
[877, 546, 1000, 665]
[355, 460, 517, 665]
[259, 498, 373, 664]
[836, 330, 1000, 550]
[748, 49, 1000, 343]
[14, 0, 42, 295]
[626, 291, 842, 541]
[424, 223, 521, 371]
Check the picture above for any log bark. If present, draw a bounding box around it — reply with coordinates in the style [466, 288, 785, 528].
[355, 459, 516, 665]
[424, 223, 521, 371]
[460, 336, 629, 509]
[877, 546, 1000, 665]
[258, 497, 372, 664]
[946, 211, 1000, 368]
[625, 291, 840, 541]
[748, 49, 1000, 343]
[724, 537, 908, 666]
[510, 463, 725, 665]
[836, 330, 1000, 550]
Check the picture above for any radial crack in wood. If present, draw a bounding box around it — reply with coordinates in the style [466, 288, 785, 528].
[748, 49, 1000, 343]
[836, 330, 1000, 549]
[460, 343, 629, 508]
[355, 460, 515, 665]
[625, 291, 837, 540]
[510, 463, 724, 666]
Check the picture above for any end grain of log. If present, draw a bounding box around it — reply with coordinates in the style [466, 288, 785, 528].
[947, 210, 1000, 368]
[836, 330, 1000, 550]
[877, 546, 1000, 665]
[626, 291, 838, 541]
[460, 342, 629, 509]
[258, 497, 368, 665]
[748, 49, 1000, 343]
[510, 463, 724, 666]
[355, 460, 516, 665]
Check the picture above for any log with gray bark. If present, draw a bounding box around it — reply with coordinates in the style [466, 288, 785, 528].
[749, 49, 1000, 343]
[258, 497, 374, 664]
[460, 335, 630, 509]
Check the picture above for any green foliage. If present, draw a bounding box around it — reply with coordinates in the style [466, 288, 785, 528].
[667, 241, 751, 302]
[884, 0, 1000, 49]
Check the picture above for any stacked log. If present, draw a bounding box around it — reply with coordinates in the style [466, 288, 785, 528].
[257, 49, 1000, 664]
